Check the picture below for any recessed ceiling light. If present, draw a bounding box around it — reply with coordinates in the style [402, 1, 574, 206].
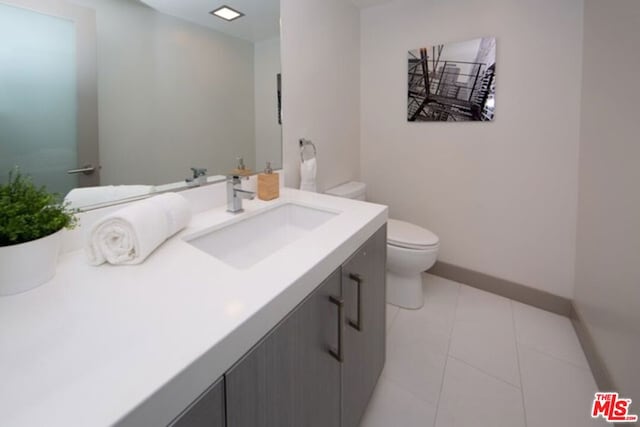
[210, 5, 244, 21]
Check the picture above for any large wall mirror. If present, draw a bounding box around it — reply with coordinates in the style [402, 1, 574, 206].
[0, 0, 281, 210]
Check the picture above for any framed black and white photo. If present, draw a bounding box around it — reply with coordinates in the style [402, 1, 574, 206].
[408, 37, 496, 122]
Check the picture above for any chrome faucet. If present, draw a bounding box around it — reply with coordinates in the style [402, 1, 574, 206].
[226, 175, 255, 213]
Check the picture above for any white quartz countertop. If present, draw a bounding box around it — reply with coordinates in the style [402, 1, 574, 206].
[0, 189, 387, 427]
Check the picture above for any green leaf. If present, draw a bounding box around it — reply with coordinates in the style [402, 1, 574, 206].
[0, 168, 77, 247]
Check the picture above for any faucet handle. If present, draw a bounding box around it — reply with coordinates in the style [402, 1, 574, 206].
[226, 174, 242, 184]
[191, 167, 207, 178]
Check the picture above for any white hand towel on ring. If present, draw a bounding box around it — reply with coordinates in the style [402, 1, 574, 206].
[300, 157, 317, 192]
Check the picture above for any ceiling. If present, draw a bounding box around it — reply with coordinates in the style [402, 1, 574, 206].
[348, 0, 395, 9]
[139, 0, 280, 43]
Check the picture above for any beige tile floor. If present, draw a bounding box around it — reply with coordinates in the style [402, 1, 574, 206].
[360, 274, 606, 427]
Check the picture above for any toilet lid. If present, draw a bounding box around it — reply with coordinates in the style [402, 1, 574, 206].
[387, 219, 439, 249]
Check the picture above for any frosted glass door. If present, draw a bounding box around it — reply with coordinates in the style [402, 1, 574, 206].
[0, 2, 95, 196]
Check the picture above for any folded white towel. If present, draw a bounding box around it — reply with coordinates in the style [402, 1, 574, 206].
[86, 193, 191, 266]
[300, 157, 317, 192]
[65, 185, 155, 210]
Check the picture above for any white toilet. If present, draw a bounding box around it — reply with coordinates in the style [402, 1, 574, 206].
[326, 182, 440, 309]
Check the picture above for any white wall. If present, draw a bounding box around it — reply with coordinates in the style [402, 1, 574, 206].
[574, 0, 640, 399]
[280, 0, 361, 191]
[254, 37, 282, 171]
[360, 0, 584, 298]
[70, 0, 256, 186]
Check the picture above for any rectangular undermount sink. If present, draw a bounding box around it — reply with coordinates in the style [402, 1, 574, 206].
[186, 203, 338, 269]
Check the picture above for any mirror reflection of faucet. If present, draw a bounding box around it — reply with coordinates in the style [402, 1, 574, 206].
[186, 167, 208, 187]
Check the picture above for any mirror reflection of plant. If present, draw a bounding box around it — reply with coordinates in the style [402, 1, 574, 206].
[0, 168, 77, 247]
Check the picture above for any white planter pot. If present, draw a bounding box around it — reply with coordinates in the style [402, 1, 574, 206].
[0, 229, 63, 296]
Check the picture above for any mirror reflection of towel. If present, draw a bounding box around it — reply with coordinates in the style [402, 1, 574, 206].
[65, 185, 155, 210]
[300, 158, 317, 192]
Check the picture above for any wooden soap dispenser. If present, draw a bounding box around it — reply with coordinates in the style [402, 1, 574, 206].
[258, 162, 279, 201]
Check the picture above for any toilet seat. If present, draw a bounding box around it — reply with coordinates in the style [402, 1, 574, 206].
[387, 219, 439, 250]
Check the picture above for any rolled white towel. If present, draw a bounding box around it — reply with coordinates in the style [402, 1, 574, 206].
[86, 193, 191, 265]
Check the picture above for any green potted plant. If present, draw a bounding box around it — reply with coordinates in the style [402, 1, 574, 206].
[0, 169, 77, 296]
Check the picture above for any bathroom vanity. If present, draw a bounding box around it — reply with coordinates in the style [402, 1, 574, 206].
[0, 189, 387, 427]
[173, 225, 386, 427]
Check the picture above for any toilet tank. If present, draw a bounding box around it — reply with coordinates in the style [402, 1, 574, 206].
[326, 181, 366, 201]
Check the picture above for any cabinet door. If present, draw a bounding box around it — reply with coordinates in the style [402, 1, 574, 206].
[225, 311, 296, 427]
[225, 269, 342, 427]
[169, 376, 225, 427]
[341, 225, 387, 427]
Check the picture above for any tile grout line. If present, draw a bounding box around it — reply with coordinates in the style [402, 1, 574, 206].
[379, 279, 462, 418]
[381, 298, 450, 409]
[379, 372, 440, 409]
[448, 284, 523, 389]
[515, 339, 594, 374]
[511, 300, 529, 427]
[432, 281, 462, 427]
[381, 306, 435, 408]
[512, 302, 596, 373]
[447, 354, 522, 390]
[516, 340, 597, 377]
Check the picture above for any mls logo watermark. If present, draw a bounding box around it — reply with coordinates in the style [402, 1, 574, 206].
[591, 392, 638, 423]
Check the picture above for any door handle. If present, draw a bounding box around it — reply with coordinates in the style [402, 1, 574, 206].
[348, 273, 363, 332]
[67, 164, 96, 175]
[329, 295, 344, 363]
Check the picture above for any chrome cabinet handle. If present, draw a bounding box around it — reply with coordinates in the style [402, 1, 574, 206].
[67, 164, 96, 175]
[348, 273, 363, 332]
[329, 295, 344, 363]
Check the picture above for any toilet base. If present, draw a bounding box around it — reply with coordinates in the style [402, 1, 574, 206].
[386, 271, 424, 310]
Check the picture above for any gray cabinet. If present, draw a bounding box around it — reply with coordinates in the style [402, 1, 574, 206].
[169, 376, 225, 427]
[173, 225, 386, 427]
[225, 269, 342, 427]
[342, 225, 387, 427]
